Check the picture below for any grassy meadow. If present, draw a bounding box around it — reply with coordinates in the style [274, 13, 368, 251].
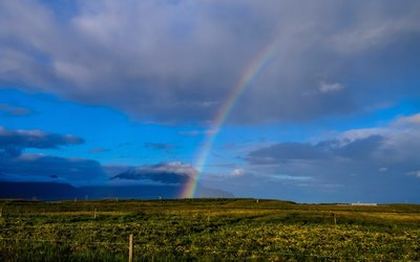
[0, 199, 419, 261]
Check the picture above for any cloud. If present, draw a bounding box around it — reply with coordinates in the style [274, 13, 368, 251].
[0, 103, 32, 116]
[0, 126, 84, 156]
[0, 127, 84, 148]
[0, 154, 106, 184]
[407, 170, 420, 178]
[89, 147, 110, 154]
[231, 168, 245, 177]
[319, 81, 345, 93]
[395, 113, 420, 125]
[0, 127, 104, 184]
[0, 127, 203, 191]
[144, 143, 175, 151]
[242, 113, 420, 201]
[0, 1, 419, 123]
[247, 142, 329, 164]
[112, 162, 196, 185]
[378, 167, 388, 172]
[178, 129, 217, 137]
[246, 135, 385, 165]
[247, 114, 420, 168]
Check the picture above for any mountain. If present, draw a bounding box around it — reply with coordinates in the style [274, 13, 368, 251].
[0, 181, 233, 200]
[0, 181, 82, 200]
[194, 185, 235, 198]
[79, 185, 181, 199]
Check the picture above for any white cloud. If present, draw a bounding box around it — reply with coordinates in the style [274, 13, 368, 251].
[231, 168, 245, 177]
[319, 81, 345, 93]
[379, 167, 388, 172]
[395, 113, 420, 125]
[407, 170, 420, 178]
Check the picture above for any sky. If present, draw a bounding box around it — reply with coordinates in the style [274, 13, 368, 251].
[0, 0, 420, 202]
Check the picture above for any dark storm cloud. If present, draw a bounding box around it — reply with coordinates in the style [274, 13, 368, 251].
[0, 127, 103, 184]
[112, 162, 195, 185]
[0, 127, 195, 188]
[247, 142, 329, 164]
[1, 1, 419, 123]
[247, 135, 385, 164]
[0, 154, 106, 183]
[0, 126, 83, 152]
[244, 114, 420, 200]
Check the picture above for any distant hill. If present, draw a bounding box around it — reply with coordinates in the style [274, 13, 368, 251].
[0, 181, 233, 200]
[193, 185, 235, 198]
[79, 185, 180, 199]
[0, 181, 82, 200]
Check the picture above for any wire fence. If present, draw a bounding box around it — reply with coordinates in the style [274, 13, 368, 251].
[0, 207, 415, 261]
[0, 232, 387, 261]
[0, 237, 126, 246]
[0, 236, 364, 261]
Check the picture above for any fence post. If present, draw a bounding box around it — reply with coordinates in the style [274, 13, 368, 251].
[93, 208, 97, 219]
[0, 207, 2, 217]
[128, 234, 133, 262]
[332, 213, 337, 225]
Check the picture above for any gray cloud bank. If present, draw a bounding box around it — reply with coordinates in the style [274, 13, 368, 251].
[1, 1, 419, 123]
[0, 127, 83, 156]
[112, 162, 195, 185]
[0, 126, 103, 183]
[0, 126, 195, 186]
[242, 114, 420, 202]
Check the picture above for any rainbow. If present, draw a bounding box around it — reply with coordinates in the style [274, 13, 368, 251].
[180, 39, 278, 198]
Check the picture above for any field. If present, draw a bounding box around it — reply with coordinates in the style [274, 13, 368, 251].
[0, 199, 419, 261]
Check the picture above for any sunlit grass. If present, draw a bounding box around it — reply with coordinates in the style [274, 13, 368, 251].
[0, 199, 419, 260]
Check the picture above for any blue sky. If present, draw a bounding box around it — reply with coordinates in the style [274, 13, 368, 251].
[0, 0, 419, 202]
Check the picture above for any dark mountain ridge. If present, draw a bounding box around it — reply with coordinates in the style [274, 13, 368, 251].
[0, 181, 233, 200]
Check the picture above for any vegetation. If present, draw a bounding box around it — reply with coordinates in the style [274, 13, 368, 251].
[0, 199, 419, 261]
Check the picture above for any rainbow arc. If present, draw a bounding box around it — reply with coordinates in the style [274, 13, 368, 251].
[181, 39, 278, 198]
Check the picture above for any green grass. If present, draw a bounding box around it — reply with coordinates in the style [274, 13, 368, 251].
[0, 199, 419, 261]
